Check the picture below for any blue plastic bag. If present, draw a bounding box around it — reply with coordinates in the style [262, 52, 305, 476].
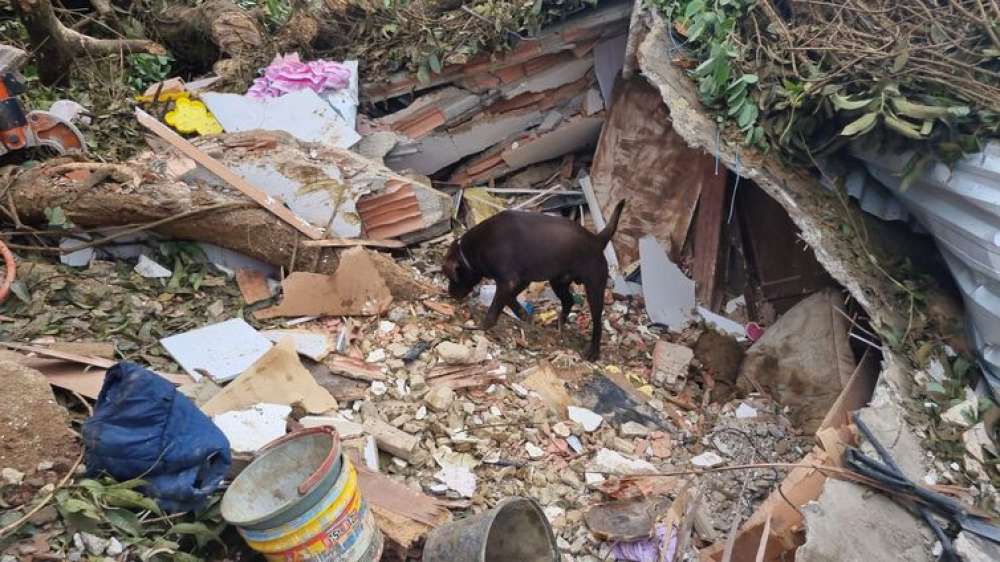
[82, 362, 231, 513]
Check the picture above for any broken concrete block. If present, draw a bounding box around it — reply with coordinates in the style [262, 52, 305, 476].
[424, 385, 455, 413]
[798, 479, 933, 562]
[651, 340, 693, 389]
[738, 289, 856, 433]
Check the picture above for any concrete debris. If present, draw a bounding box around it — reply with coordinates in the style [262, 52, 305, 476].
[589, 449, 656, 475]
[734, 403, 758, 419]
[690, 451, 725, 468]
[133, 254, 173, 278]
[798, 479, 934, 562]
[569, 405, 604, 432]
[651, 340, 692, 390]
[212, 403, 292, 453]
[435, 341, 473, 364]
[424, 385, 455, 412]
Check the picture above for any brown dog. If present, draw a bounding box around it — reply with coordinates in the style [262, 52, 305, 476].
[443, 200, 625, 361]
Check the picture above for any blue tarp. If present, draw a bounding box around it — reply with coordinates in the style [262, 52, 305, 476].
[82, 362, 231, 513]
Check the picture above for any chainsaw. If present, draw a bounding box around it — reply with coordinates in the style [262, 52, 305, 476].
[0, 71, 86, 157]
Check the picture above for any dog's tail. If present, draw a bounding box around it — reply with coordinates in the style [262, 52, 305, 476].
[596, 199, 625, 248]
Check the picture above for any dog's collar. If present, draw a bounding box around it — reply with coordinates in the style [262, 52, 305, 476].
[457, 238, 474, 271]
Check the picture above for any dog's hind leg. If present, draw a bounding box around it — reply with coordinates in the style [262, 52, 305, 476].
[582, 273, 607, 361]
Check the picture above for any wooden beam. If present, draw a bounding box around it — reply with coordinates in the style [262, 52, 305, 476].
[134, 108, 325, 240]
[693, 173, 728, 310]
[300, 238, 406, 249]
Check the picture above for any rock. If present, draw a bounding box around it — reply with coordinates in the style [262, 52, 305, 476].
[691, 451, 725, 467]
[651, 340, 693, 389]
[27, 505, 59, 526]
[620, 421, 649, 437]
[955, 531, 1000, 562]
[693, 330, 744, 385]
[566, 435, 585, 454]
[525, 442, 546, 460]
[424, 386, 455, 412]
[106, 538, 124, 557]
[1, 467, 24, 485]
[510, 383, 529, 398]
[370, 381, 388, 396]
[734, 403, 758, 418]
[436, 341, 472, 364]
[568, 406, 603, 432]
[590, 448, 656, 475]
[79, 532, 110, 556]
[941, 399, 976, 428]
[0, 360, 80, 473]
[553, 422, 572, 438]
[366, 348, 387, 363]
[585, 472, 606, 486]
[388, 342, 410, 358]
[36, 461, 54, 472]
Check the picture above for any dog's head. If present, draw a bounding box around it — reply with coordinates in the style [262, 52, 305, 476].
[443, 239, 480, 299]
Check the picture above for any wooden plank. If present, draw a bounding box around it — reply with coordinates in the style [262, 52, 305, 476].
[588, 77, 719, 266]
[134, 108, 324, 240]
[693, 171, 728, 310]
[300, 238, 406, 249]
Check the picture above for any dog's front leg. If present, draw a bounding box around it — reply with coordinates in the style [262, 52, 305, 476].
[482, 279, 515, 330]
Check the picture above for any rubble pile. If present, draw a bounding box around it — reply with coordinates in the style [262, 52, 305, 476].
[1, 1, 999, 562]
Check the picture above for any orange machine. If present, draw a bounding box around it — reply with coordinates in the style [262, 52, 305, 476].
[0, 71, 85, 157]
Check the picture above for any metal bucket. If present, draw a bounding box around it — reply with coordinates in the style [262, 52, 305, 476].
[221, 427, 382, 562]
[422, 497, 558, 562]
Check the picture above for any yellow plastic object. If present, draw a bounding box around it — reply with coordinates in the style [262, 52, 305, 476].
[164, 95, 223, 135]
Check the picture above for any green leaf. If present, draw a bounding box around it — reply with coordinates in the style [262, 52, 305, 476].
[428, 53, 442, 74]
[736, 102, 757, 129]
[740, 73, 758, 84]
[884, 113, 925, 139]
[416, 62, 430, 84]
[57, 497, 102, 521]
[890, 97, 951, 120]
[8, 280, 30, 304]
[840, 111, 879, 136]
[44, 206, 73, 229]
[105, 508, 144, 537]
[899, 152, 933, 192]
[830, 93, 874, 111]
[727, 99, 746, 116]
[891, 50, 909, 72]
[168, 522, 223, 548]
[100, 488, 162, 515]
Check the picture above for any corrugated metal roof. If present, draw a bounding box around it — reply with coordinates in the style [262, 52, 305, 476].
[857, 142, 1000, 395]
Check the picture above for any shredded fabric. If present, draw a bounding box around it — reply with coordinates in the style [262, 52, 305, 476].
[611, 524, 673, 562]
[247, 53, 352, 100]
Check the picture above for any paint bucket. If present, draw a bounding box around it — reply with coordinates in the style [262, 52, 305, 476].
[422, 497, 558, 562]
[221, 427, 382, 561]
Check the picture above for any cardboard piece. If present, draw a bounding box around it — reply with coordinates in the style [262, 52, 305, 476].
[235, 268, 272, 304]
[201, 338, 338, 416]
[255, 247, 392, 319]
[521, 361, 575, 416]
[23, 358, 190, 399]
[160, 318, 273, 383]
